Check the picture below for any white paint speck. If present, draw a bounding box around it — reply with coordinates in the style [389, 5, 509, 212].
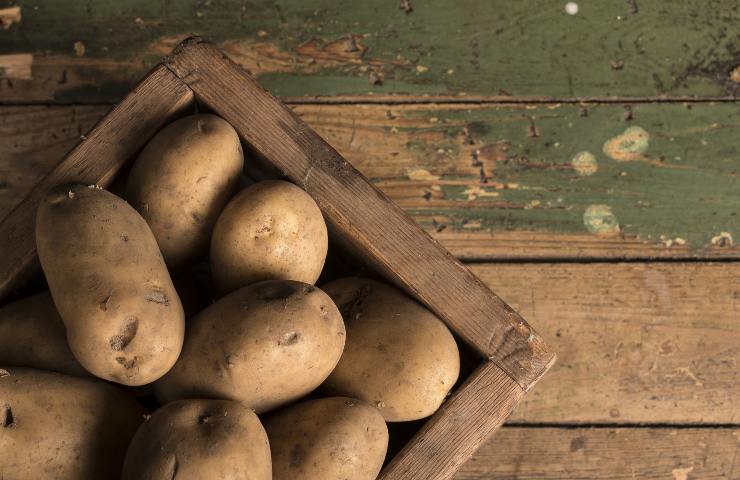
[565, 2, 578, 15]
[583, 204, 620, 235]
[571, 151, 598, 176]
[672, 466, 694, 480]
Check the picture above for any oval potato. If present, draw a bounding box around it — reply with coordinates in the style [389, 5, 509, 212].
[321, 278, 460, 421]
[0, 291, 88, 377]
[126, 114, 244, 269]
[122, 399, 271, 480]
[0, 367, 144, 479]
[265, 397, 388, 480]
[210, 180, 328, 294]
[36, 184, 185, 386]
[155, 280, 344, 413]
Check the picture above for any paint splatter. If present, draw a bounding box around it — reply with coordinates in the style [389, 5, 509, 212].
[74, 41, 86, 57]
[406, 168, 440, 181]
[463, 186, 500, 201]
[0, 53, 32, 80]
[603, 126, 649, 161]
[571, 151, 598, 175]
[710, 232, 734, 247]
[583, 205, 620, 234]
[730, 65, 740, 84]
[671, 466, 693, 480]
[0, 6, 21, 29]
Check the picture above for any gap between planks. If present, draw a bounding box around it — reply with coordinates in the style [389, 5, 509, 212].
[2, 95, 740, 107]
[504, 423, 740, 429]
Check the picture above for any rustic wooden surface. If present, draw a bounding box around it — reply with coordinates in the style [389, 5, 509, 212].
[2, 103, 738, 259]
[1, 1, 739, 102]
[1, 1, 739, 478]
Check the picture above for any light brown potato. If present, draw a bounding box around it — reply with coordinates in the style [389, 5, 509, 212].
[122, 399, 271, 480]
[155, 280, 345, 413]
[265, 397, 388, 480]
[126, 114, 244, 270]
[321, 278, 460, 421]
[0, 367, 144, 479]
[35, 184, 185, 386]
[210, 180, 328, 294]
[0, 291, 88, 377]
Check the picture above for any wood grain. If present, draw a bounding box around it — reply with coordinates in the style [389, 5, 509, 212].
[2, 102, 737, 260]
[455, 426, 740, 479]
[474, 262, 740, 424]
[164, 37, 555, 388]
[1, 0, 739, 102]
[0, 65, 194, 300]
[380, 361, 524, 480]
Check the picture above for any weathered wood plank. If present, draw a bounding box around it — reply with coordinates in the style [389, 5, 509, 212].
[298, 102, 740, 257]
[1, 0, 739, 102]
[476, 262, 740, 424]
[457, 427, 740, 479]
[2, 102, 737, 259]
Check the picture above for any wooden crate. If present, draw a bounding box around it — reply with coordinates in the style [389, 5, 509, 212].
[0, 37, 555, 480]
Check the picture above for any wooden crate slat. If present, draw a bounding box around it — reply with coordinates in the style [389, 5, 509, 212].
[379, 361, 524, 480]
[164, 37, 555, 390]
[0, 65, 194, 300]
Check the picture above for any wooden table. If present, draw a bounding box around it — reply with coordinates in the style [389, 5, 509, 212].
[1, 1, 738, 478]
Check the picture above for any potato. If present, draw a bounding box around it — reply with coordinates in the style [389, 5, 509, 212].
[0, 367, 144, 479]
[0, 291, 88, 377]
[125, 114, 244, 270]
[155, 280, 344, 413]
[122, 399, 271, 480]
[35, 184, 185, 386]
[321, 278, 460, 421]
[265, 397, 388, 480]
[210, 180, 328, 294]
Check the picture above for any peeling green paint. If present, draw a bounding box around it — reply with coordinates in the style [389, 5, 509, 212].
[1, 0, 739, 101]
[399, 103, 739, 250]
[603, 126, 650, 161]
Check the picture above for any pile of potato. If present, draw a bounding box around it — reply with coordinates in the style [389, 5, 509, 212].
[0, 114, 461, 480]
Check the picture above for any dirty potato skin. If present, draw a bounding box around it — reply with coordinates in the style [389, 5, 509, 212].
[322, 278, 460, 421]
[0, 367, 144, 479]
[265, 397, 388, 480]
[155, 280, 345, 413]
[125, 114, 244, 270]
[35, 184, 185, 386]
[0, 291, 88, 377]
[122, 399, 271, 480]
[210, 180, 328, 295]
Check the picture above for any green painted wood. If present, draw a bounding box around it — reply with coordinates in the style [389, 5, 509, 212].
[1, 102, 738, 258]
[300, 101, 740, 256]
[1, 0, 739, 102]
